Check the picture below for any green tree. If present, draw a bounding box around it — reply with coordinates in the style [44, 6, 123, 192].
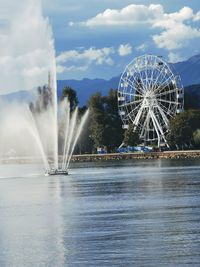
[123, 124, 140, 146]
[88, 92, 106, 151]
[103, 89, 124, 151]
[167, 110, 200, 149]
[76, 106, 93, 154]
[193, 129, 200, 148]
[88, 89, 124, 152]
[61, 86, 79, 111]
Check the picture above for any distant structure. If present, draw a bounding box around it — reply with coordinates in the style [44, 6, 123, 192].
[118, 54, 184, 147]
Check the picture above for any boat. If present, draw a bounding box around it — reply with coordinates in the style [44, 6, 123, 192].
[45, 169, 68, 176]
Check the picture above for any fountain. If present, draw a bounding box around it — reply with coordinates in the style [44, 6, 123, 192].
[27, 74, 89, 176]
[0, 0, 89, 175]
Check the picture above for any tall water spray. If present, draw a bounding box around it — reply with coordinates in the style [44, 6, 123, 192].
[0, 0, 89, 174]
[27, 65, 89, 174]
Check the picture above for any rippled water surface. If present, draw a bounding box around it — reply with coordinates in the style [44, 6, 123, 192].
[0, 159, 200, 267]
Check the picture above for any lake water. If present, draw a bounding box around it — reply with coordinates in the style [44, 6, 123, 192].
[0, 159, 200, 267]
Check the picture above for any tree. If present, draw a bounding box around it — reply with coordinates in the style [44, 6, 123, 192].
[193, 129, 200, 148]
[76, 106, 93, 154]
[103, 89, 124, 151]
[88, 89, 124, 152]
[123, 124, 140, 146]
[29, 85, 52, 114]
[88, 92, 106, 151]
[61, 86, 79, 111]
[167, 110, 200, 149]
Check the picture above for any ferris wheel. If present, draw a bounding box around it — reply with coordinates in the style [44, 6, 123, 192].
[118, 54, 184, 147]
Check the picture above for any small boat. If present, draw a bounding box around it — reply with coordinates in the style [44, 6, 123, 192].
[45, 169, 68, 176]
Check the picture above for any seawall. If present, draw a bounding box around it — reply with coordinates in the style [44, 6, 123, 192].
[71, 150, 200, 162]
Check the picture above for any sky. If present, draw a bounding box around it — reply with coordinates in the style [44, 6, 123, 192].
[0, 0, 200, 93]
[42, 0, 200, 80]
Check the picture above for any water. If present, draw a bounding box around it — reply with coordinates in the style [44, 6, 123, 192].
[0, 158, 200, 267]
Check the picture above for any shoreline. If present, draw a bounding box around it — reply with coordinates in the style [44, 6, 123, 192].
[1, 150, 200, 164]
[71, 150, 200, 162]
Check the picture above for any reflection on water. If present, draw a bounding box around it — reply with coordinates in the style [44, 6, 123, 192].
[0, 159, 200, 266]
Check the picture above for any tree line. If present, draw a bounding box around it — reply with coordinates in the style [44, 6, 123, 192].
[61, 86, 200, 153]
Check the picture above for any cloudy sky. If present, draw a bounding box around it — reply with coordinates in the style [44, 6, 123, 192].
[0, 0, 200, 93]
[42, 0, 200, 80]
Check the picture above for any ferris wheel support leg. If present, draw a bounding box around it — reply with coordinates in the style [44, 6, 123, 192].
[158, 136, 160, 148]
[149, 110, 161, 147]
[150, 109, 166, 147]
[133, 105, 144, 130]
[157, 105, 169, 128]
[140, 110, 150, 140]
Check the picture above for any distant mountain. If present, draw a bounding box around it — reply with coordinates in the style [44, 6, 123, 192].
[1, 54, 200, 106]
[173, 54, 200, 86]
[57, 77, 119, 106]
[57, 54, 200, 106]
[0, 90, 35, 103]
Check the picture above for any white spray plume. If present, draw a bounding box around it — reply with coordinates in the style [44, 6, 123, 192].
[0, 0, 55, 94]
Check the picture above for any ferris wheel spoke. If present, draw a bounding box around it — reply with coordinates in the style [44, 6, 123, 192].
[131, 65, 147, 92]
[157, 101, 174, 116]
[124, 102, 143, 120]
[157, 98, 178, 105]
[119, 98, 143, 107]
[120, 92, 143, 98]
[151, 64, 167, 91]
[149, 57, 157, 89]
[126, 68, 144, 95]
[153, 74, 175, 95]
[156, 88, 178, 97]
[121, 77, 143, 96]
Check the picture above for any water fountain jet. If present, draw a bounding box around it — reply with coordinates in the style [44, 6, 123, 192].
[29, 83, 89, 176]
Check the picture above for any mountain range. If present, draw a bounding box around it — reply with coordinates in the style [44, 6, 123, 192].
[1, 54, 200, 106]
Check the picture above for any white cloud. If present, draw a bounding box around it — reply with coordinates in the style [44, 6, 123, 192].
[136, 43, 148, 52]
[56, 65, 66, 74]
[167, 52, 185, 63]
[0, 0, 55, 94]
[57, 47, 114, 65]
[76, 4, 200, 51]
[118, 44, 132, 56]
[56, 65, 87, 74]
[194, 11, 200, 21]
[77, 4, 163, 27]
[153, 24, 200, 50]
[56, 47, 115, 74]
[152, 7, 200, 50]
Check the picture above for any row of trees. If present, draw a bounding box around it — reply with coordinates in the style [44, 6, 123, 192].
[62, 87, 124, 153]
[61, 86, 200, 153]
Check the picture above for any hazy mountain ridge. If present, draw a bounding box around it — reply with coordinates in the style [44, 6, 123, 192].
[1, 54, 200, 106]
[57, 54, 200, 105]
[172, 54, 200, 86]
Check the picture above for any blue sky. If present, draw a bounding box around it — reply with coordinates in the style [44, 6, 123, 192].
[0, 0, 199, 93]
[41, 0, 200, 80]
